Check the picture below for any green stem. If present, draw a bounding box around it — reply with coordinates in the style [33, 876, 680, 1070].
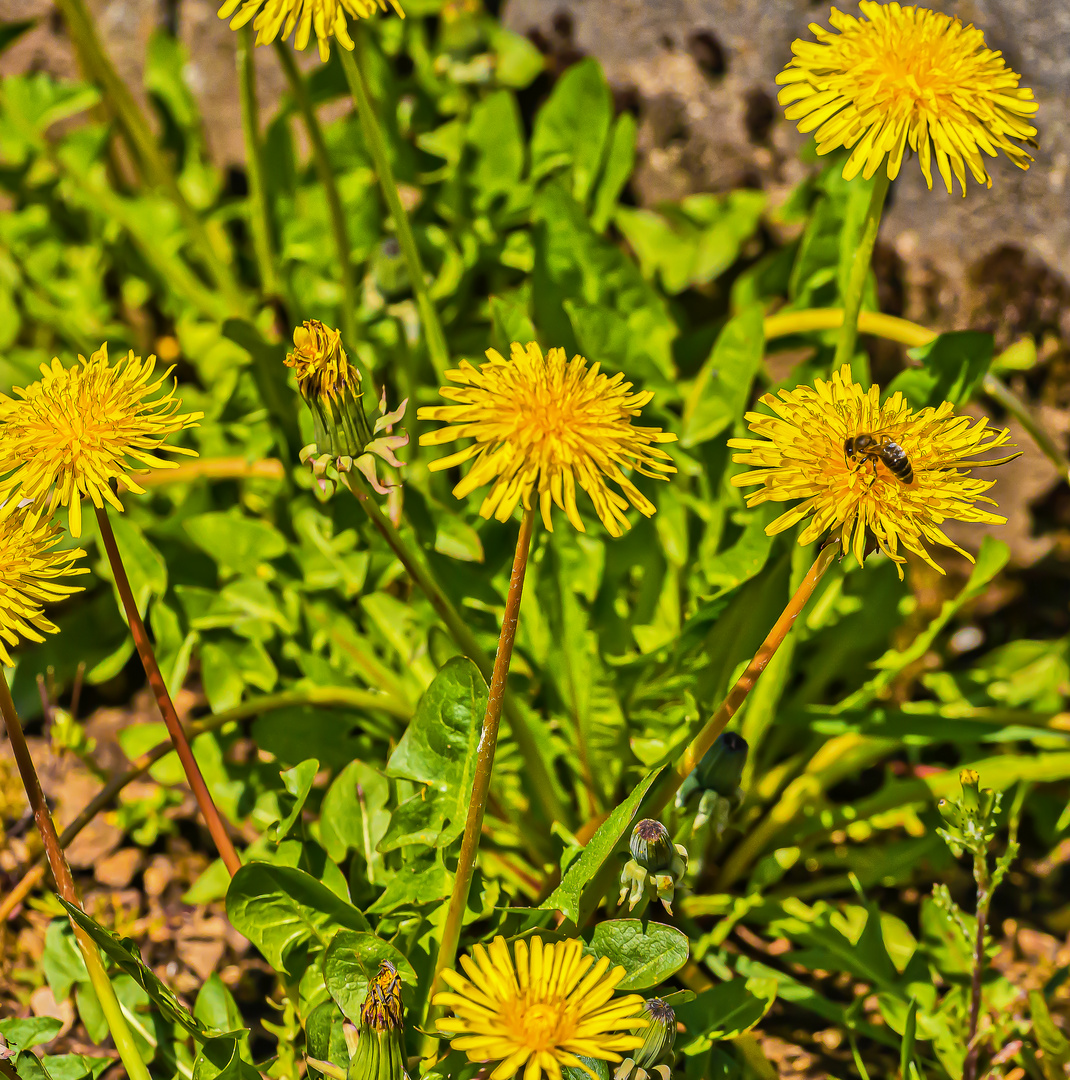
[424, 508, 536, 1053]
[52, 0, 244, 310]
[963, 855, 990, 1080]
[0, 669, 152, 1080]
[832, 171, 891, 387]
[237, 26, 279, 300]
[275, 41, 357, 349]
[343, 474, 565, 826]
[96, 504, 242, 877]
[338, 41, 450, 377]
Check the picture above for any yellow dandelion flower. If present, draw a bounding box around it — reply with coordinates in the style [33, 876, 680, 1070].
[0, 502, 87, 667]
[728, 364, 1018, 577]
[418, 342, 677, 537]
[776, 1, 1038, 195]
[285, 320, 356, 401]
[218, 0, 402, 62]
[434, 935, 647, 1080]
[0, 344, 203, 538]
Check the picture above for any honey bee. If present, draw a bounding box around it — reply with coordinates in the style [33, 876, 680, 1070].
[844, 433, 914, 485]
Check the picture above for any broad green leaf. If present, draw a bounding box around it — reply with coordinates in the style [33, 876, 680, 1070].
[252, 707, 372, 771]
[320, 760, 391, 874]
[194, 974, 246, 1038]
[199, 640, 246, 713]
[586, 920, 689, 990]
[268, 758, 320, 843]
[225, 863, 369, 973]
[57, 900, 210, 1039]
[467, 90, 524, 209]
[192, 1037, 260, 1080]
[386, 658, 487, 848]
[674, 977, 777, 1052]
[0, 1018, 63, 1052]
[41, 919, 87, 1001]
[184, 510, 288, 573]
[682, 305, 764, 448]
[530, 59, 612, 204]
[491, 26, 545, 88]
[886, 331, 994, 409]
[490, 296, 537, 354]
[39, 1057, 112, 1080]
[323, 930, 417, 1024]
[540, 766, 666, 925]
[366, 860, 450, 915]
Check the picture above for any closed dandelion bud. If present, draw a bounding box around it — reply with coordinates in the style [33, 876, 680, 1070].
[286, 321, 408, 496]
[937, 798, 966, 830]
[620, 821, 688, 915]
[346, 961, 408, 1080]
[630, 819, 674, 872]
[614, 998, 676, 1080]
[696, 731, 749, 797]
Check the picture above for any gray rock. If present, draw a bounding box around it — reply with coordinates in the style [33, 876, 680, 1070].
[503, 0, 1070, 339]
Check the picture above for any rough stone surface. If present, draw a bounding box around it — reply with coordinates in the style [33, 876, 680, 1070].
[502, 0, 1070, 341]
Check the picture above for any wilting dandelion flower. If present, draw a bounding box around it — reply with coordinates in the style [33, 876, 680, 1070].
[0, 345, 202, 537]
[218, 0, 403, 62]
[776, 2, 1038, 194]
[418, 342, 676, 536]
[285, 320, 407, 495]
[434, 935, 647, 1080]
[728, 364, 1018, 577]
[345, 960, 407, 1080]
[0, 503, 87, 666]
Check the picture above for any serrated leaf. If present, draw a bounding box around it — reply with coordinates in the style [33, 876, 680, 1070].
[56, 900, 209, 1039]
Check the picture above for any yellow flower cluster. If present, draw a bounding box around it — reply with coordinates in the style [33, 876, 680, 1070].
[0, 343, 200, 666]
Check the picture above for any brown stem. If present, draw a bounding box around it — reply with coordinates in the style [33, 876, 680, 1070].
[423, 509, 536, 1048]
[649, 542, 838, 817]
[95, 504, 241, 876]
[0, 672, 78, 904]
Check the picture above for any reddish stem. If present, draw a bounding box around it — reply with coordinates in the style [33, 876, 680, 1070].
[95, 504, 242, 876]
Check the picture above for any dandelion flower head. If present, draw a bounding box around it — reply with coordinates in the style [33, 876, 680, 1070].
[434, 935, 647, 1080]
[418, 342, 677, 537]
[728, 364, 1017, 577]
[776, 2, 1038, 194]
[218, 0, 402, 63]
[0, 502, 87, 666]
[285, 320, 360, 402]
[0, 344, 202, 537]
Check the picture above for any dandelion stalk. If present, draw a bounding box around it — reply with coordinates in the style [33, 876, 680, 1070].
[95, 504, 242, 877]
[237, 26, 279, 300]
[338, 40, 451, 377]
[343, 472, 565, 827]
[0, 669, 152, 1080]
[427, 507, 536, 1041]
[650, 542, 838, 816]
[274, 42, 357, 348]
[831, 170, 890, 387]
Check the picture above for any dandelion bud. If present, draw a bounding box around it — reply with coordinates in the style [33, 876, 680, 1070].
[619, 821, 688, 915]
[629, 819, 674, 872]
[286, 321, 407, 495]
[346, 961, 408, 1080]
[614, 998, 676, 1080]
[696, 731, 749, 797]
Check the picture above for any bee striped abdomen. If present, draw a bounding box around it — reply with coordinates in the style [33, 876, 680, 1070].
[880, 441, 913, 484]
